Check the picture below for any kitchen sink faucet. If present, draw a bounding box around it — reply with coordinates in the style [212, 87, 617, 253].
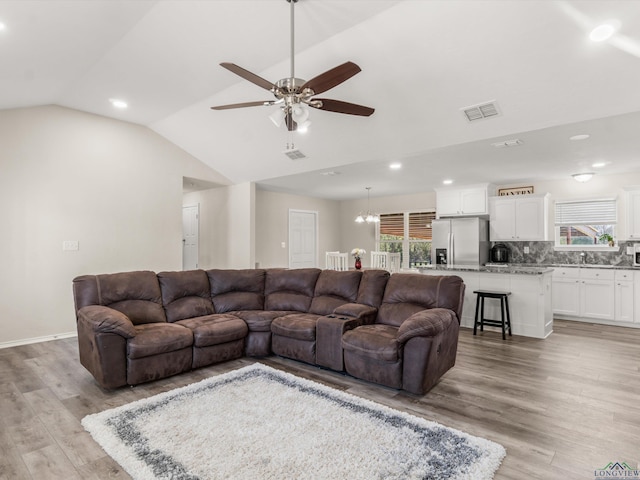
[579, 251, 586, 264]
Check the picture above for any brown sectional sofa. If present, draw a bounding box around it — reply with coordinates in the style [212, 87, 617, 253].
[72, 268, 465, 395]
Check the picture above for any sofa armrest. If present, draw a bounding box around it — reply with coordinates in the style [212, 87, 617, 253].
[77, 305, 136, 338]
[333, 303, 377, 320]
[396, 308, 457, 344]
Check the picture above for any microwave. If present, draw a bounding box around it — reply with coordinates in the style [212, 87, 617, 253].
[635, 244, 640, 267]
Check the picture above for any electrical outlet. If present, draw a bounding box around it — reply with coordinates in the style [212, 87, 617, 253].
[524, 246, 530, 254]
[62, 240, 79, 251]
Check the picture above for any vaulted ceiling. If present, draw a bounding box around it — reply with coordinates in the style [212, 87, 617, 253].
[2, 0, 640, 199]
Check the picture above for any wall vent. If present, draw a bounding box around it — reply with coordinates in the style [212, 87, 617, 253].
[283, 148, 306, 160]
[461, 101, 501, 122]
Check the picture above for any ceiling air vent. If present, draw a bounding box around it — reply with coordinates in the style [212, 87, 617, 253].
[461, 101, 500, 122]
[283, 148, 306, 160]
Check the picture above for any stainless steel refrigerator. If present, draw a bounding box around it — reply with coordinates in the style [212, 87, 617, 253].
[431, 217, 489, 265]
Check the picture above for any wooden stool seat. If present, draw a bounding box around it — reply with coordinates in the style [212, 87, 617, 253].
[473, 290, 512, 340]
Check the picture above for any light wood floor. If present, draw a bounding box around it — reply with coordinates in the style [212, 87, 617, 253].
[1, 319, 639, 479]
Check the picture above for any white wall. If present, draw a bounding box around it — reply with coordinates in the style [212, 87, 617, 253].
[255, 189, 342, 268]
[0, 105, 223, 345]
[183, 182, 255, 269]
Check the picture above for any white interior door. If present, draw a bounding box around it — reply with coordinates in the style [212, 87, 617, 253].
[182, 204, 199, 270]
[289, 210, 317, 269]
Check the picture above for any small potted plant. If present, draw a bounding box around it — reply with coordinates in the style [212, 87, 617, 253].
[599, 233, 615, 247]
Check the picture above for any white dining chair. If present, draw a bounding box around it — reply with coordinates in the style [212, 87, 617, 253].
[325, 251, 348, 271]
[370, 251, 401, 273]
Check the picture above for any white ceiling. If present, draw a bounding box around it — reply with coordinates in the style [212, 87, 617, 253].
[2, 0, 640, 199]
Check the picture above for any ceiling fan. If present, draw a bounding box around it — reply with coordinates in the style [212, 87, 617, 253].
[211, 0, 375, 132]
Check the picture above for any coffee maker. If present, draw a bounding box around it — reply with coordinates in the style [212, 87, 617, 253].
[634, 244, 640, 267]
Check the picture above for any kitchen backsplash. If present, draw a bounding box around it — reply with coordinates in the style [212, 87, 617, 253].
[500, 241, 638, 267]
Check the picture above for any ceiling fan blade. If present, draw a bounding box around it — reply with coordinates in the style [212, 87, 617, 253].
[300, 62, 362, 95]
[220, 62, 276, 91]
[311, 98, 375, 116]
[210, 101, 274, 110]
[285, 111, 297, 131]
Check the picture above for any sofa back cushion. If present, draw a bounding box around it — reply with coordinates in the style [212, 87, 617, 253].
[207, 269, 266, 313]
[77, 271, 166, 325]
[356, 269, 391, 307]
[158, 270, 215, 322]
[309, 270, 362, 315]
[377, 274, 464, 327]
[265, 268, 321, 312]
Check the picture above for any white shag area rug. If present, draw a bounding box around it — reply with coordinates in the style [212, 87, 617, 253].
[82, 364, 505, 480]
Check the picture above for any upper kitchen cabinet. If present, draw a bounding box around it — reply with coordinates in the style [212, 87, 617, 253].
[489, 193, 549, 241]
[436, 184, 495, 218]
[625, 187, 640, 240]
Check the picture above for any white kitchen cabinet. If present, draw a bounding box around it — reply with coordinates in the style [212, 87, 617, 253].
[580, 269, 615, 321]
[552, 268, 580, 316]
[436, 184, 494, 217]
[626, 188, 640, 239]
[552, 267, 636, 325]
[615, 270, 634, 322]
[489, 194, 549, 241]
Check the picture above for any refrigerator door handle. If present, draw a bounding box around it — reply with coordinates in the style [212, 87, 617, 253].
[449, 232, 454, 265]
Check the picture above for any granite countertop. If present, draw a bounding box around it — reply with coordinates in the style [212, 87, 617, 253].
[419, 263, 638, 275]
[419, 265, 554, 275]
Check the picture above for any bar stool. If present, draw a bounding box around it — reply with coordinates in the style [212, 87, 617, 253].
[473, 290, 512, 340]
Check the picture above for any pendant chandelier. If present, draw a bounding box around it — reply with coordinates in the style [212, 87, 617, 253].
[355, 187, 380, 224]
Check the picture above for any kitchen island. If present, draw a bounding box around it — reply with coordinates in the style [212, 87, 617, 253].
[420, 264, 553, 338]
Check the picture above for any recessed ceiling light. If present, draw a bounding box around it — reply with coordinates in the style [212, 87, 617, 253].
[443, 179, 453, 185]
[572, 172, 595, 183]
[569, 134, 590, 141]
[320, 171, 340, 176]
[592, 162, 607, 168]
[0, 22, 6, 31]
[389, 162, 402, 170]
[109, 98, 128, 109]
[589, 23, 616, 42]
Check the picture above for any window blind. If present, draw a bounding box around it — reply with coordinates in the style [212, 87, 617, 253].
[409, 212, 436, 240]
[554, 199, 617, 225]
[379, 213, 404, 238]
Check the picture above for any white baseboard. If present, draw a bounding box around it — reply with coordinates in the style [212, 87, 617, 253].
[0, 332, 77, 350]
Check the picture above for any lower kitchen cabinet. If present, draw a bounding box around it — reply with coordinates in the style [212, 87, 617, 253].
[552, 267, 636, 326]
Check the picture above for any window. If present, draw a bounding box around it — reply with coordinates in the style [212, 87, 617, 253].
[554, 198, 617, 247]
[377, 211, 436, 267]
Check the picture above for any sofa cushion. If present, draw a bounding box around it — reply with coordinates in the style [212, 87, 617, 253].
[127, 323, 193, 359]
[207, 269, 266, 312]
[356, 270, 390, 307]
[271, 313, 322, 341]
[342, 324, 399, 362]
[377, 274, 464, 327]
[176, 314, 248, 347]
[97, 271, 166, 325]
[265, 268, 321, 312]
[308, 270, 362, 315]
[158, 270, 215, 322]
[231, 310, 296, 332]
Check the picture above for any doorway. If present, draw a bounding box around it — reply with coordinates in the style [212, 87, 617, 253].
[288, 209, 317, 269]
[182, 204, 199, 270]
